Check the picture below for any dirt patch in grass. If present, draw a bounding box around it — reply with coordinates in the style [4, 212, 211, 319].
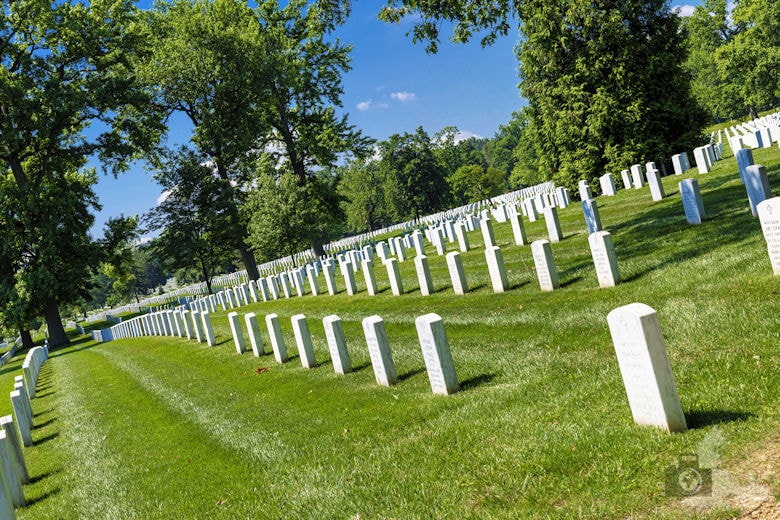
[680, 433, 779, 519]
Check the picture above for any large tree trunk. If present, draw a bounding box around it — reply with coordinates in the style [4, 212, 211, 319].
[310, 239, 325, 258]
[43, 296, 69, 348]
[240, 247, 259, 281]
[19, 329, 34, 350]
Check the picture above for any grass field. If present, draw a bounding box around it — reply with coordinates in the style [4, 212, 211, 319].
[2, 143, 779, 519]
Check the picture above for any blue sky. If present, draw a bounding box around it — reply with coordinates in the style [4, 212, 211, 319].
[91, 1, 697, 240]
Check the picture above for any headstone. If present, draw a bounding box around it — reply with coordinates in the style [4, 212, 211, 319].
[588, 231, 620, 288]
[248, 280, 260, 302]
[9, 391, 31, 447]
[201, 311, 216, 346]
[693, 146, 710, 174]
[411, 231, 426, 256]
[323, 315, 352, 375]
[455, 222, 470, 252]
[0, 430, 25, 507]
[361, 315, 397, 387]
[646, 169, 666, 201]
[279, 273, 292, 298]
[679, 178, 705, 225]
[672, 154, 686, 175]
[415, 313, 459, 395]
[291, 315, 316, 369]
[581, 199, 603, 234]
[385, 258, 404, 296]
[341, 262, 357, 295]
[480, 217, 496, 248]
[265, 314, 288, 363]
[432, 227, 446, 255]
[620, 169, 632, 190]
[376, 241, 389, 261]
[757, 197, 780, 275]
[267, 276, 280, 300]
[446, 252, 469, 295]
[362, 259, 378, 296]
[508, 208, 527, 246]
[578, 179, 592, 201]
[245, 313, 265, 356]
[543, 205, 563, 243]
[600, 173, 616, 196]
[485, 246, 509, 293]
[630, 164, 644, 188]
[531, 239, 559, 291]
[415, 255, 434, 296]
[745, 164, 771, 216]
[524, 198, 538, 222]
[306, 265, 320, 296]
[258, 278, 270, 301]
[606, 303, 687, 432]
[735, 148, 754, 184]
[323, 263, 338, 295]
[0, 416, 28, 484]
[191, 311, 204, 343]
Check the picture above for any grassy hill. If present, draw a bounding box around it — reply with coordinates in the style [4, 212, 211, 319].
[2, 142, 779, 519]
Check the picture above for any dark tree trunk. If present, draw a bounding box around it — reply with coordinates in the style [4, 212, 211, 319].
[240, 246, 259, 281]
[43, 296, 68, 348]
[19, 329, 34, 350]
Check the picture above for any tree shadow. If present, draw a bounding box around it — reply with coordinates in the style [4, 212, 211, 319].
[684, 410, 755, 429]
[459, 373, 496, 391]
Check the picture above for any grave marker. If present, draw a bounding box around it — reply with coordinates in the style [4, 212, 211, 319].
[415, 313, 459, 395]
[201, 311, 216, 346]
[543, 205, 563, 243]
[646, 168, 666, 201]
[735, 148, 753, 184]
[588, 231, 620, 288]
[509, 208, 527, 246]
[531, 239, 559, 291]
[386, 258, 404, 296]
[480, 218, 496, 248]
[323, 315, 353, 375]
[362, 259, 378, 296]
[757, 197, 780, 275]
[606, 303, 687, 432]
[362, 315, 397, 387]
[581, 199, 603, 234]
[415, 255, 434, 296]
[446, 252, 469, 295]
[679, 178, 705, 224]
[291, 315, 317, 369]
[245, 313, 265, 356]
[265, 314, 289, 363]
[745, 164, 771, 216]
[485, 246, 509, 293]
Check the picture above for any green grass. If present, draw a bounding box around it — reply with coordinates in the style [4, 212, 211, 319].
[3, 144, 780, 519]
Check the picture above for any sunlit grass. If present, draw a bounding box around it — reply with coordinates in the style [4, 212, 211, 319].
[2, 144, 779, 518]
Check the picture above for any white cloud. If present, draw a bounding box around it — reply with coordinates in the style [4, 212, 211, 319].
[356, 99, 389, 111]
[390, 91, 418, 103]
[672, 4, 696, 16]
[156, 188, 173, 205]
[454, 130, 482, 143]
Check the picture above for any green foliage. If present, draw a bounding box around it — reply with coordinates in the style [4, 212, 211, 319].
[338, 158, 391, 233]
[380, 127, 451, 220]
[245, 168, 314, 262]
[0, 0, 164, 345]
[144, 147, 239, 294]
[715, 0, 780, 116]
[448, 164, 504, 204]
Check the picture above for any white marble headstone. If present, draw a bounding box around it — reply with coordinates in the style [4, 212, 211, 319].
[415, 313, 459, 395]
[362, 315, 397, 387]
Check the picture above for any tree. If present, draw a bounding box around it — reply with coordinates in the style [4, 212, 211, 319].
[378, 0, 708, 192]
[144, 147, 239, 295]
[142, 0, 268, 280]
[715, 0, 780, 116]
[380, 127, 450, 221]
[449, 164, 504, 204]
[98, 215, 142, 304]
[0, 0, 164, 346]
[338, 158, 390, 233]
[254, 0, 371, 255]
[245, 168, 313, 263]
[680, 0, 741, 121]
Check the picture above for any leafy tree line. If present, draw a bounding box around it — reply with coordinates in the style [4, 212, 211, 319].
[2, 0, 776, 346]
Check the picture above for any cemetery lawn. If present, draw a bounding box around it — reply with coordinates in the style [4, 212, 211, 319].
[3, 146, 780, 519]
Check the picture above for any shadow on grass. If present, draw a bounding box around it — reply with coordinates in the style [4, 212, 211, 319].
[47, 335, 100, 360]
[25, 486, 62, 506]
[29, 467, 61, 485]
[398, 367, 426, 382]
[33, 417, 57, 429]
[34, 431, 60, 445]
[351, 361, 371, 372]
[685, 409, 755, 429]
[459, 373, 496, 390]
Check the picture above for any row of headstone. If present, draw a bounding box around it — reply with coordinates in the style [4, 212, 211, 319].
[0, 344, 49, 514]
[227, 310, 460, 395]
[105, 308, 216, 347]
